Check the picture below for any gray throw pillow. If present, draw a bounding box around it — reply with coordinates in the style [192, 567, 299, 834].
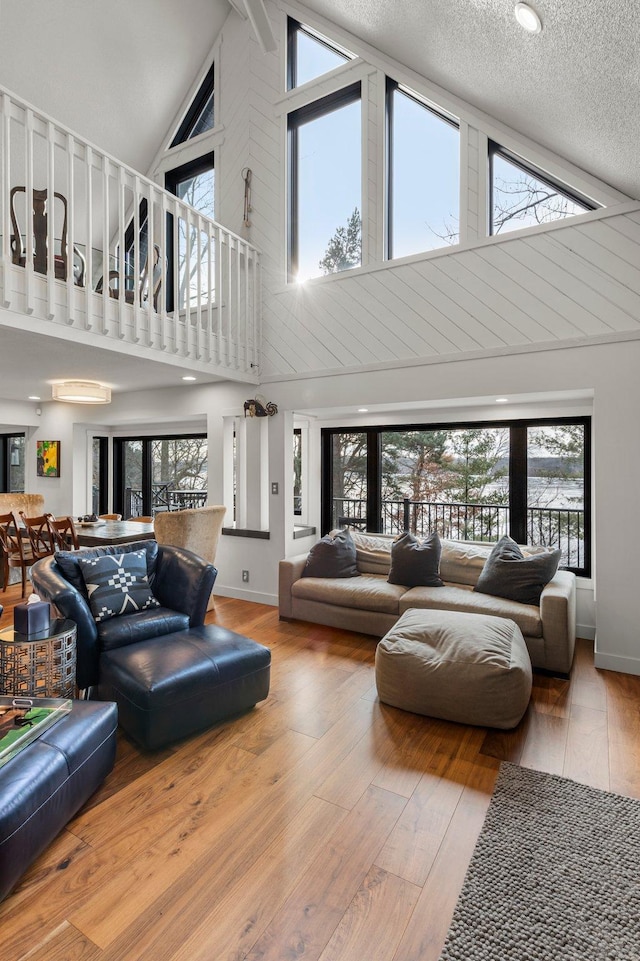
[301, 529, 358, 578]
[78, 548, 160, 622]
[388, 531, 444, 587]
[474, 535, 561, 605]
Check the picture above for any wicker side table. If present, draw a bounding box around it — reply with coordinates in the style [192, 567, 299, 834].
[0, 619, 77, 698]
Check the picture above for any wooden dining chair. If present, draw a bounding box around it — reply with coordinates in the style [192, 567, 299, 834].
[10, 186, 86, 286]
[98, 513, 122, 521]
[95, 243, 162, 309]
[19, 512, 55, 561]
[0, 511, 35, 598]
[46, 515, 80, 551]
[128, 516, 153, 523]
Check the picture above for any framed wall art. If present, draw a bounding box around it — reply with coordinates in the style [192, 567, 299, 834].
[36, 440, 61, 477]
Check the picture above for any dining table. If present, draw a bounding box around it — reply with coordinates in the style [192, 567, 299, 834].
[75, 519, 155, 547]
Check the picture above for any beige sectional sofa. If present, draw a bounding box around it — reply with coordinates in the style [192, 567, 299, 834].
[279, 532, 576, 674]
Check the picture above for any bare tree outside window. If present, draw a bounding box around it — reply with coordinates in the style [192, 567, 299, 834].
[176, 168, 215, 309]
[491, 153, 591, 235]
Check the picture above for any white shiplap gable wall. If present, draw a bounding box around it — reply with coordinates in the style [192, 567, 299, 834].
[195, 0, 639, 382]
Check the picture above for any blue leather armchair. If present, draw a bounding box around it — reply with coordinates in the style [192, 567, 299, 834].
[31, 540, 213, 689]
[31, 540, 270, 749]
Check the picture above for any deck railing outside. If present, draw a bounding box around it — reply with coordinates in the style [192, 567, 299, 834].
[333, 497, 586, 571]
[0, 85, 260, 374]
[124, 486, 208, 519]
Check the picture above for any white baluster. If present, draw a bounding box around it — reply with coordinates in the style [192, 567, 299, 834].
[101, 155, 109, 335]
[66, 131, 75, 324]
[1, 93, 12, 308]
[25, 107, 34, 314]
[85, 144, 93, 330]
[117, 166, 125, 339]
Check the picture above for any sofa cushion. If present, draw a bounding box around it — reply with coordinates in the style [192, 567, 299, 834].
[293, 573, 408, 615]
[388, 531, 444, 587]
[400, 583, 542, 637]
[350, 532, 394, 575]
[474, 535, 561, 605]
[55, 539, 159, 598]
[438, 539, 492, 586]
[98, 607, 190, 652]
[78, 549, 160, 623]
[302, 529, 358, 579]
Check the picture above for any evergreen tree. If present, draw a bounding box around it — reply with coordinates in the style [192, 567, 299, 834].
[318, 208, 362, 274]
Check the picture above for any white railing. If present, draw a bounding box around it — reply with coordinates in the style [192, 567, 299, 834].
[0, 85, 261, 373]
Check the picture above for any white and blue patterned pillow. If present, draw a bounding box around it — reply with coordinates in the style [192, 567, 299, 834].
[78, 549, 160, 623]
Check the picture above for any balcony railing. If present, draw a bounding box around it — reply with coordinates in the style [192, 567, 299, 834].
[333, 497, 586, 571]
[0, 85, 260, 376]
[125, 486, 208, 518]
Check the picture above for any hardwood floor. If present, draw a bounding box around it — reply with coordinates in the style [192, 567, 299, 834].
[1, 584, 639, 961]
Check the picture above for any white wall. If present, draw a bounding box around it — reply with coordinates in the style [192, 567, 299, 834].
[4, 1, 640, 674]
[199, 0, 639, 383]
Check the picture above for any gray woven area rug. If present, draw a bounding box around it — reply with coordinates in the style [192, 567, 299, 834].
[440, 763, 640, 961]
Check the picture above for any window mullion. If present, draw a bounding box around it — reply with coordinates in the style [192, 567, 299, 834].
[367, 430, 382, 533]
[509, 426, 528, 545]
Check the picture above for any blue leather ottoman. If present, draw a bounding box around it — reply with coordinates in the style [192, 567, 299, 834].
[0, 699, 117, 902]
[97, 624, 271, 750]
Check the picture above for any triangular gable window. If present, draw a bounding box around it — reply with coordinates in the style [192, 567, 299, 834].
[490, 145, 596, 235]
[287, 18, 353, 89]
[170, 63, 214, 148]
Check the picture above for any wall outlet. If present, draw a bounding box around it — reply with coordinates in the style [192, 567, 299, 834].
[271, 482, 279, 495]
[242, 569, 250, 583]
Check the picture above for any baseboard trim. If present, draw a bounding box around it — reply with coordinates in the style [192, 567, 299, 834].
[213, 586, 278, 607]
[576, 623, 596, 641]
[593, 640, 640, 676]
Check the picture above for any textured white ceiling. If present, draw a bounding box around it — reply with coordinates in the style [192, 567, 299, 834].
[301, 0, 640, 200]
[0, 0, 230, 173]
[1, 0, 636, 198]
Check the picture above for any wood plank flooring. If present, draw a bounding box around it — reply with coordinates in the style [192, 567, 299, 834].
[1, 585, 639, 961]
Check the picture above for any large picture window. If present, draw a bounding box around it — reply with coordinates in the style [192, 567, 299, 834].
[387, 80, 460, 258]
[288, 83, 361, 282]
[114, 434, 208, 519]
[322, 417, 590, 576]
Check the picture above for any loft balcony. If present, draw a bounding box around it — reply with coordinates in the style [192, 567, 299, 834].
[0, 85, 261, 383]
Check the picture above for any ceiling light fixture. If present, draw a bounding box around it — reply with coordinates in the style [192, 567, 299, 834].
[495, 397, 509, 404]
[28, 395, 40, 401]
[514, 3, 542, 33]
[182, 376, 197, 382]
[358, 408, 369, 413]
[52, 381, 111, 404]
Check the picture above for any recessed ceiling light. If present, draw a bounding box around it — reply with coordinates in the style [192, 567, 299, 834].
[182, 376, 197, 382]
[514, 3, 542, 33]
[495, 397, 509, 404]
[358, 408, 369, 413]
[28, 395, 40, 401]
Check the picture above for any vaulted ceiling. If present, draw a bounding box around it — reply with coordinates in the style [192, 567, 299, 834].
[0, 0, 637, 404]
[0, 0, 636, 199]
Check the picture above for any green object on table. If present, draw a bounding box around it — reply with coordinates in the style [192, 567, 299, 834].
[0, 696, 71, 767]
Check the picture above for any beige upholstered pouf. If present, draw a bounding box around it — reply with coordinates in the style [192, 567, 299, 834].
[375, 608, 532, 729]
